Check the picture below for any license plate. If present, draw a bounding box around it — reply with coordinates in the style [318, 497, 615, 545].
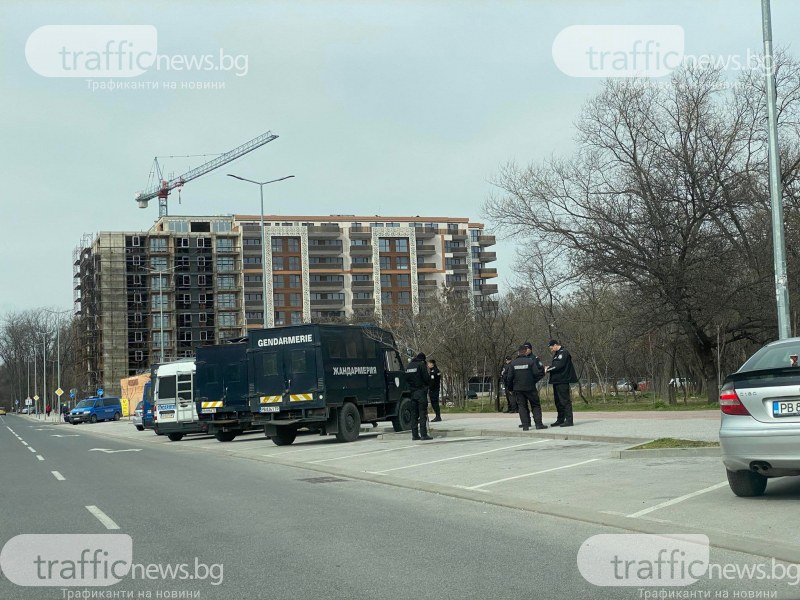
[201, 408, 217, 414]
[260, 405, 280, 413]
[773, 401, 800, 417]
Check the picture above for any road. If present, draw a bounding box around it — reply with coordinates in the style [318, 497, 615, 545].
[0, 414, 794, 599]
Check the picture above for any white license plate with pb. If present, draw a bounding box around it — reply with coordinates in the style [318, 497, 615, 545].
[773, 401, 800, 417]
[260, 405, 280, 413]
[201, 408, 217, 414]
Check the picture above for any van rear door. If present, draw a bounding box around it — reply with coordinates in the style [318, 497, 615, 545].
[285, 346, 319, 405]
[176, 371, 196, 423]
[384, 349, 405, 405]
[252, 347, 320, 413]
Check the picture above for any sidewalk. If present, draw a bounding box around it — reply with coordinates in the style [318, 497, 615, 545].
[423, 410, 720, 443]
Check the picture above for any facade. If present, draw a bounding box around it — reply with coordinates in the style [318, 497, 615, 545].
[74, 215, 497, 395]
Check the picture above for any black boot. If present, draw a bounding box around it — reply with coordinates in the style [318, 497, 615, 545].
[432, 415, 442, 422]
[412, 430, 420, 440]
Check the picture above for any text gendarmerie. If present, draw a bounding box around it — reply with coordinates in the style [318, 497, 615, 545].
[257, 334, 313, 347]
[333, 366, 378, 376]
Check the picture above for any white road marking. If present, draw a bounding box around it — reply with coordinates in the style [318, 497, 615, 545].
[88, 448, 142, 453]
[36, 455, 44, 461]
[28, 447, 36, 453]
[260, 445, 340, 458]
[627, 482, 729, 518]
[52, 434, 80, 438]
[373, 440, 549, 474]
[51, 471, 65, 481]
[308, 444, 418, 463]
[20, 441, 28, 446]
[85, 505, 120, 530]
[467, 458, 602, 490]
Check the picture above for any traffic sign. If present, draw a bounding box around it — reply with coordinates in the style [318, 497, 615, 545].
[33, 395, 39, 402]
[97, 388, 104, 397]
[14, 399, 19, 406]
[55, 388, 64, 397]
[24, 398, 31, 406]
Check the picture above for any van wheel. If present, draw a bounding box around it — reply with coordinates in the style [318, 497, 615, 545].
[336, 403, 361, 443]
[391, 397, 413, 432]
[90, 414, 98, 424]
[215, 431, 236, 442]
[113, 412, 121, 421]
[135, 425, 144, 431]
[271, 427, 296, 446]
[726, 469, 767, 497]
[167, 433, 184, 442]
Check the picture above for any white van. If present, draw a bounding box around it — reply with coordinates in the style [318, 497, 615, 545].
[153, 359, 207, 441]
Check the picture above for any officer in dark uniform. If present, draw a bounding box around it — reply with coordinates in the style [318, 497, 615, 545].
[427, 359, 442, 422]
[504, 345, 547, 431]
[499, 356, 517, 413]
[405, 352, 432, 440]
[545, 339, 578, 427]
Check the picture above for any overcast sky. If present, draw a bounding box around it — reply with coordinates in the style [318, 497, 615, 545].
[0, 1, 793, 314]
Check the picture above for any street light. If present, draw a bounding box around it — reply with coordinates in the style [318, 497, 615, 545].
[43, 308, 72, 419]
[227, 173, 295, 328]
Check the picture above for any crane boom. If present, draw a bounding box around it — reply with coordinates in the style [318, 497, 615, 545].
[135, 130, 279, 216]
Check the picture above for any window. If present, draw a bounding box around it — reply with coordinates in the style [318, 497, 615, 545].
[287, 238, 300, 252]
[289, 293, 301, 307]
[133, 293, 142, 303]
[271, 238, 283, 252]
[133, 312, 143, 324]
[311, 293, 344, 300]
[177, 256, 190, 270]
[178, 237, 190, 248]
[289, 275, 301, 288]
[273, 257, 284, 271]
[131, 275, 143, 286]
[179, 331, 192, 342]
[396, 274, 410, 287]
[353, 274, 370, 281]
[131, 235, 141, 247]
[396, 239, 408, 252]
[379, 256, 391, 269]
[287, 256, 300, 270]
[274, 311, 285, 326]
[387, 222, 399, 228]
[351, 239, 369, 246]
[218, 293, 236, 308]
[273, 293, 285, 306]
[150, 238, 167, 252]
[246, 311, 264, 321]
[213, 221, 232, 233]
[219, 313, 237, 327]
[352, 257, 370, 264]
[151, 256, 168, 271]
[133, 331, 143, 342]
[243, 256, 261, 266]
[246, 292, 263, 302]
[199, 313, 208, 324]
[218, 257, 235, 272]
[245, 274, 263, 283]
[243, 238, 260, 246]
[181, 275, 191, 287]
[470, 229, 481, 242]
[132, 255, 142, 267]
[380, 274, 391, 287]
[134, 350, 144, 362]
[290, 312, 302, 325]
[218, 275, 236, 289]
[379, 239, 390, 252]
[396, 256, 409, 270]
[261, 353, 278, 377]
[217, 238, 234, 252]
[398, 291, 410, 305]
[272, 275, 285, 288]
[353, 292, 371, 300]
[197, 256, 207, 269]
[197, 237, 207, 248]
[199, 331, 210, 341]
[198, 275, 208, 286]
[152, 295, 167, 309]
[180, 314, 192, 326]
[381, 291, 392, 303]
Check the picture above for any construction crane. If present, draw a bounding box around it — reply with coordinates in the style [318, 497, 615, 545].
[135, 130, 279, 217]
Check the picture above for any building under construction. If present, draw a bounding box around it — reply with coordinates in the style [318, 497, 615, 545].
[73, 214, 498, 396]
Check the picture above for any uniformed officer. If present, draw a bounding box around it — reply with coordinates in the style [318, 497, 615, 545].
[405, 352, 432, 440]
[545, 339, 578, 427]
[504, 345, 547, 431]
[500, 356, 517, 413]
[427, 359, 442, 422]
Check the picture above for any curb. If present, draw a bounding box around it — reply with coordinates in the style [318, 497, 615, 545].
[613, 447, 720, 459]
[379, 427, 652, 446]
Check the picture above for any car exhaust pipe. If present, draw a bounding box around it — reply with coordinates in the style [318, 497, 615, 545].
[750, 461, 772, 473]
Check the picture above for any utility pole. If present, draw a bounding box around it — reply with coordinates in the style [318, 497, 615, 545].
[762, 0, 792, 338]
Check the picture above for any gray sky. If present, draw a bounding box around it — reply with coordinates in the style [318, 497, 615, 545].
[0, 1, 789, 313]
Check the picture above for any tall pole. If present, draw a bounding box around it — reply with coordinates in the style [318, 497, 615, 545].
[160, 271, 165, 363]
[43, 339, 47, 420]
[763, 0, 792, 339]
[259, 183, 268, 327]
[56, 326, 61, 416]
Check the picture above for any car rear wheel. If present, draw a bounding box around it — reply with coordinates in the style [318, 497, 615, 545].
[726, 469, 767, 497]
[391, 396, 413, 432]
[167, 432, 184, 442]
[336, 402, 361, 443]
[271, 427, 296, 446]
[90, 414, 98, 424]
[135, 425, 144, 431]
[215, 430, 236, 442]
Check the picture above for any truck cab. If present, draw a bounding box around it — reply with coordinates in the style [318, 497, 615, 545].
[248, 324, 413, 445]
[195, 340, 252, 442]
[152, 359, 208, 441]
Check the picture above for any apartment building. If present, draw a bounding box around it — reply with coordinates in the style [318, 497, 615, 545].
[73, 214, 497, 395]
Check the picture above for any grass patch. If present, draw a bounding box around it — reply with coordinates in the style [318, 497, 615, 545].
[441, 394, 719, 413]
[628, 437, 720, 450]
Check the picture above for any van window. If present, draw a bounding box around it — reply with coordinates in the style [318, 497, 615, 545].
[328, 331, 362, 359]
[385, 350, 403, 372]
[262, 353, 279, 377]
[177, 374, 193, 400]
[289, 349, 308, 374]
[75, 399, 95, 409]
[201, 365, 219, 386]
[159, 375, 177, 400]
[223, 363, 240, 383]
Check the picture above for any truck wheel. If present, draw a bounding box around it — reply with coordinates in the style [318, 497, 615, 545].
[335, 403, 361, 443]
[167, 433, 184, 442]
[726, 469, 767, 497]
[113, 412, 121, 421]
[90, 414, 98, 424]
[135, 425, 144, 431]
[391, 397, 413, 432]
[215, 431, 236, 442]
[271, 427, 296, 446]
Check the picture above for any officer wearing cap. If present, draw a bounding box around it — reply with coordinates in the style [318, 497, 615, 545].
[405, 352, 432, 440]
[545, 339, 578, 427]
[504, 344, 547, 431]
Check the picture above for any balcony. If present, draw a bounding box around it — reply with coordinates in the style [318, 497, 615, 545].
[447, 280, 469, 288]
[349, 227, 372, 238]
[352, 278, 373, 287]
[478, 268, 498, 279]
[479, 251, 497, 263]
[417, 262, 436, 269]
[308, 243, 343, 255]
[419, 279, 440, 287]
[311, 297, 346, 309]
[352, 298, 375, 306]
[478, 234, 496, 246]
[310, 279, 345, 290]
[307, 224, 341, 238]
[350, 261, 373, 270]
[414, 227, 439, 239]
[309, 262, 344, 271]
[416, 244, 436, 254]
[349, 244, 373, 254]
[479, 283, 499, 295]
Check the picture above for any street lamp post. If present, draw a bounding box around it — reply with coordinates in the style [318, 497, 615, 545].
[227, 173, 295, 328]
[43, 308, 71, 418]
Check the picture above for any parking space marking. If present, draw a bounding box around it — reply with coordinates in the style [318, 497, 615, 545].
[372, 440, 549, 474]
[36, 455, 44, 461]
[86, 505, 120, 530]
[51, 471, 65, 481]
[260, 444, 349, 458]
[308, 444, 418, 464]
[467, 458, 602, 490]
[627, 481, 728, 518]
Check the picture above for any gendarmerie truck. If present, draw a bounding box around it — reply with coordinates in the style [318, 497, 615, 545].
[248, 324, 413, 445]
[152, 358, 208, 441]
[195, 340, 251, 442]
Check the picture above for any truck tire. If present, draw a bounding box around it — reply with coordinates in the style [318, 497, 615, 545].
[215, 430, 236, 442]
[335, 403, 361, 443]
[167, 432, 184, 442]
[271, 427, 297, 446]
[391, 396, 413, 432]
[135, 425, 144, 431]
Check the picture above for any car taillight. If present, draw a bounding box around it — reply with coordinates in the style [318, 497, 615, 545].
[720, 386, 750, 415]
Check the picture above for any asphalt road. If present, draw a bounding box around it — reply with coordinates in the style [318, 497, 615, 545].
[0, 414, 794, 599]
